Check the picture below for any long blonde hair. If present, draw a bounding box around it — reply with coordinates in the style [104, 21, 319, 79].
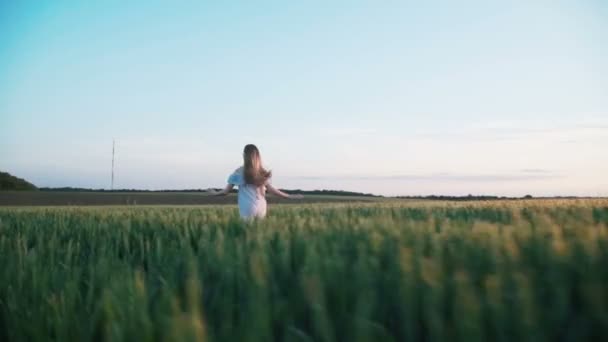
[243, 144, 271, 186]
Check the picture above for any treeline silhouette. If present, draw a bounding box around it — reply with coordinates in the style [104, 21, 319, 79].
[0, 172, 37, 191]
[38, 187, 380, 197]
[31, 188, 598, 200]
[393, 194, 597, 200]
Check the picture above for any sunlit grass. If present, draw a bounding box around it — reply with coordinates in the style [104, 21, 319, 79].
[1, 199, 607, 341]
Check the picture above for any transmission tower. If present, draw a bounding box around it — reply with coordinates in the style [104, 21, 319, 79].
[111, 139, 115, 190]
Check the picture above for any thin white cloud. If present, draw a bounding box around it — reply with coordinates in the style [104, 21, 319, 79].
[290, 170, 562, 183]
[520, 168, 553, 174]
[409, 118, 608, 143]
[317, 126, 379, 138]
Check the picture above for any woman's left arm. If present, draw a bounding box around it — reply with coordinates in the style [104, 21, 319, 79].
[266, 183, 303, 199]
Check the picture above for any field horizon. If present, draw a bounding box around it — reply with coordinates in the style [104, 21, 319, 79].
[2, 190, 604, 207]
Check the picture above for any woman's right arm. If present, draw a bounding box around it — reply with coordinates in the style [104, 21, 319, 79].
[207, 184, 234, 196]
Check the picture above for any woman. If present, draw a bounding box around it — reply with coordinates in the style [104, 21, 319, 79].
[208, 144, 303, 219]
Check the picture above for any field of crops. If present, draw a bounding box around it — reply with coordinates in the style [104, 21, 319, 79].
[1, 200, 608, 341]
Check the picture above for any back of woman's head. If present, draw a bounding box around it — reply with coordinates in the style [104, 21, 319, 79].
[243, 144, 271, 186]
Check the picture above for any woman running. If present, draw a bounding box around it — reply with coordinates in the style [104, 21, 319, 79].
[208, 144, 303, 219]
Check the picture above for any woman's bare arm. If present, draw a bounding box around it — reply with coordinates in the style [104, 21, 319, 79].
[266, 183, 303, 199]
[207, 184, 234, 196]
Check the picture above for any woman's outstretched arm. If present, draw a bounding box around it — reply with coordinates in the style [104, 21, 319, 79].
[266, 183, 303, 199]
[207, 184, 234, 196]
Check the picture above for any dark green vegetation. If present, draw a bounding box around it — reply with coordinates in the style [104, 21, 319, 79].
[1, 200, 608, 341]
[0, 171, 37, 191]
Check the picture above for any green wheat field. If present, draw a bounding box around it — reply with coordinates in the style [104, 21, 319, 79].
[1, 199, 608, 341]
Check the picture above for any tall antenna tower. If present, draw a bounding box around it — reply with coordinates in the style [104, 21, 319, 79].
[111, 139, 115, 190]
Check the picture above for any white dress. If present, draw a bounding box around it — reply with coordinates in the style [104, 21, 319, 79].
[227, 167, 268, 219]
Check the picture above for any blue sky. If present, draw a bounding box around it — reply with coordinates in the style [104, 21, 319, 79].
[1, 0, 607, 196]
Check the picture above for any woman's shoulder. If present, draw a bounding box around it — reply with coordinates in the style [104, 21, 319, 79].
[228, 167, 244, 185]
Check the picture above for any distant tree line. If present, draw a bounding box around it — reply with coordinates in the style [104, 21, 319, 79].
[28, 188, 601, 200]
[280, 189, 379, 197]
[38, 187, 234, 193]
[0, 172, 37, 191]
[394, 194, 578, 201]
[6, 172, 599, 200]
[38, 187, 380, 197]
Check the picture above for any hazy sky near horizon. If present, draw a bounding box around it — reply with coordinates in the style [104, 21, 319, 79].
[1, 0, 607, 196]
